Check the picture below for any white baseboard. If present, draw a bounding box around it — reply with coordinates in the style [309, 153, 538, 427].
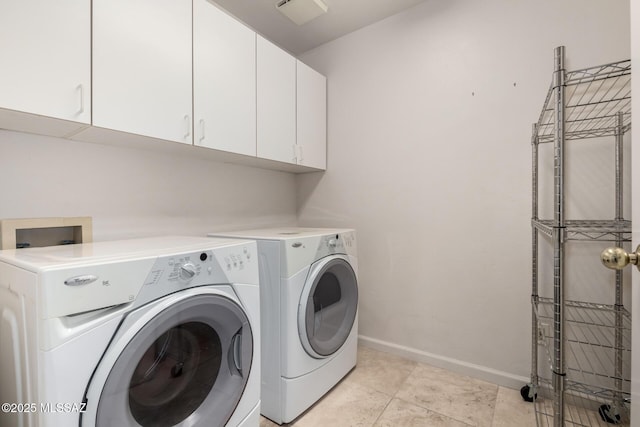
[358, 335, 529, 390]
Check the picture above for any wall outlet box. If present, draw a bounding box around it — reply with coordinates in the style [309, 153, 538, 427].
[0, 217, 93, 249]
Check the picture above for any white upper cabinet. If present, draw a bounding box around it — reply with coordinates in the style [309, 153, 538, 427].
[0, 0, 326, 172]
[92, 0, 193, 144]
[296, 60, 327, 170]
[0, 0, 90, 133]
[193, 0, 256, 156]
[257, 36, 297, 165]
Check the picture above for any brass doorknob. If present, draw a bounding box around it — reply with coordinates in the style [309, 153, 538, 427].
[601, 246, 640, 270]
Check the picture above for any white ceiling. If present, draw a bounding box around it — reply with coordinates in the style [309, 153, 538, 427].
[211, 0, 428, 56]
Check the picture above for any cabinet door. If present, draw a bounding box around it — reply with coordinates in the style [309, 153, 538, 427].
[0, 0, 90, 124]
[194, 0, 256, 156]
[257, 36, 297, 164]
[93, 0, 192, 144]
[296, 61, 327, 170]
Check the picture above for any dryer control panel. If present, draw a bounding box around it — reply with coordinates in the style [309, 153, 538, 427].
[316, 231, 355, 258]
[282, 231, 357, 278]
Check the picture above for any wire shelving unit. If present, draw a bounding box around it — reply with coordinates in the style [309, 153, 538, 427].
[522, 46, 632, 426]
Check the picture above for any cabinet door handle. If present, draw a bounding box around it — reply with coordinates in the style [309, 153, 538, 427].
[76, 84, 84, 115]
[293, 145, 303, 164]
[199, 119, 205, 143]
[184, 115, 191, 139]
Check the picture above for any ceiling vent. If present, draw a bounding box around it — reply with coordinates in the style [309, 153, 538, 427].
[275, 0, 328, 26]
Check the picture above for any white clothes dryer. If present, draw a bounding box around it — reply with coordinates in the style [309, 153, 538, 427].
[209, 228, 358, 424]
[0, 236, 260, 427]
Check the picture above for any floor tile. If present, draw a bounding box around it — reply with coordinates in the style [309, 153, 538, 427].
[259, 416, 280, 427]
[395, 363, 498, 427]
[293, 378, 392, 427]
[491, 386, 535, 427]
[374, 398, 474, 427]
[347, 346, 419, 396]
[257, 348, 547, 427]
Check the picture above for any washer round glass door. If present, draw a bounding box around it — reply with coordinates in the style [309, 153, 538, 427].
[298, 256, 358, 358]
[93, 293, 253, 427]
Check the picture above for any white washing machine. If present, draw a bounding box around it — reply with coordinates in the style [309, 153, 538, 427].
[0, 236, 260, 427]
[209, 228, 358, 424]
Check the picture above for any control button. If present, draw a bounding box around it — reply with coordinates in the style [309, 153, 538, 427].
[180, 263, 197, 280]
[328, 239, 337, 248]
[200, 252, 208, 261]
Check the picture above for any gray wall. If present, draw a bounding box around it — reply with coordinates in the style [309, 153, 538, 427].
[0, 130, 297, 241]
[297, 0, 631, 385]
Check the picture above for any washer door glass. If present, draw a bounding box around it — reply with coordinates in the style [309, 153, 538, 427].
[300, 257, 358, 357]
[95, 294, 253, 427]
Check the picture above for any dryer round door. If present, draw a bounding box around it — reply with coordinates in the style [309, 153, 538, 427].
[298, 256, 358, 358]
[87, 293, 253, 427]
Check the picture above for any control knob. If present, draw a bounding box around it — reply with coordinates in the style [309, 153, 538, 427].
[180, 263, 197, 280]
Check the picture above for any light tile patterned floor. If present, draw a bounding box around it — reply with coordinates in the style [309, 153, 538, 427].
[260, 346, 535, 426]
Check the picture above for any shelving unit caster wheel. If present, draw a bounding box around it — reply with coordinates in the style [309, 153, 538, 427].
[520, 384, 537, 402]
[598, 404, 621, 424]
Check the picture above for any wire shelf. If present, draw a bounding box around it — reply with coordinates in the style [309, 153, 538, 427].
[533, 297, 631, 425]
[535, 60, 631, 144]
[528, 47, 632, 427]
[534, 378, 631, 426]
[532, 219, 632, 241]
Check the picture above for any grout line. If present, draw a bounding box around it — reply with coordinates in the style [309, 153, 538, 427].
[376, 356, 473, 426]
[370, 395, 394, 427]
[390, 359, 497, 426]
[488, 385, 500, 427]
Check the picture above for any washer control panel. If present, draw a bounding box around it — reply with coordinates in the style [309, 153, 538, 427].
[131, 242, 258, 308]
[31, 239, 258, 319]
[143, 241, 257, 288]
[163, 253, 206, 283]
[222, 246, 252, 272]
